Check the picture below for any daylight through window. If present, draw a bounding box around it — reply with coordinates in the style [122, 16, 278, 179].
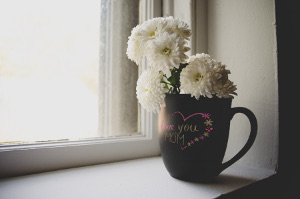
[0, 0, 139, 144]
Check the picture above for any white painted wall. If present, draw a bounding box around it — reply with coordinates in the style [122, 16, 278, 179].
[208, 0, 278, 170]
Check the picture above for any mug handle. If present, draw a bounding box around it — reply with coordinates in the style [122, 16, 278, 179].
[218, 107, 257, 173]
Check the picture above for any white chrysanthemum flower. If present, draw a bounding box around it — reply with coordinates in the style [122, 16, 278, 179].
[165, 16, 192, 40]
[214, 80, 237, 98]
[126, 24, 145, 65]
[180, 54, 216, 99]
[138, 17, 166, 43]
[145, 32, 190, 77]
[187, 53, 213, 63]
[212, 64, 237, 98]
[181, 53, 237, 99]
[136, 68, 168, 113]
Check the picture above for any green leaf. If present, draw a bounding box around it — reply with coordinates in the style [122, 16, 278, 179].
[163, 63, 189, 94]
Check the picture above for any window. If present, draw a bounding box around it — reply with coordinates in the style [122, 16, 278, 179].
[0, 0, 162, 178]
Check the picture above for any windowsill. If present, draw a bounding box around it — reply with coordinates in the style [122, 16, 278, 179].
[0, 156, 275, 199]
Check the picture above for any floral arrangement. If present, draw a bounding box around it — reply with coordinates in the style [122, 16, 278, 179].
[127, 17, 237, 113]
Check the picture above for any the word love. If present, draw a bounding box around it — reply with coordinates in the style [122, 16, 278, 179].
[161, 120, 200, 133]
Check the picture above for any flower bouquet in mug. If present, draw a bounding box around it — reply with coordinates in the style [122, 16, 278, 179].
[127, 17, 257, 182]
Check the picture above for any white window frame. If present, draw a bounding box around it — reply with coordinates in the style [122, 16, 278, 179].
[0, 0, 162, 179]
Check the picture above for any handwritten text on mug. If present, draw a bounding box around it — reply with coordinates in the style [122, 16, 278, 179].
[161, 112, 214, 151]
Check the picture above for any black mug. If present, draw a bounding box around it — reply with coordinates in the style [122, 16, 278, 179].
[158, 94, 257, 182]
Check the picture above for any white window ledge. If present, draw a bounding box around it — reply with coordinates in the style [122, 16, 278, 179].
[0, 156, 275, 199]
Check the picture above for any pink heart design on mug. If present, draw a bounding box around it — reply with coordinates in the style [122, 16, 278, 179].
[171, 112, 211, 121]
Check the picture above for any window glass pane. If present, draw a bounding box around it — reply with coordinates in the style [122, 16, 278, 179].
[0, 0, 139, 144]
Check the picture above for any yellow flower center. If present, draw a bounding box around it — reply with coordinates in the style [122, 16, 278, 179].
[162, 48, 171, 55]
[194, 73, 203, 81]
[150, 31, 155, 37]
